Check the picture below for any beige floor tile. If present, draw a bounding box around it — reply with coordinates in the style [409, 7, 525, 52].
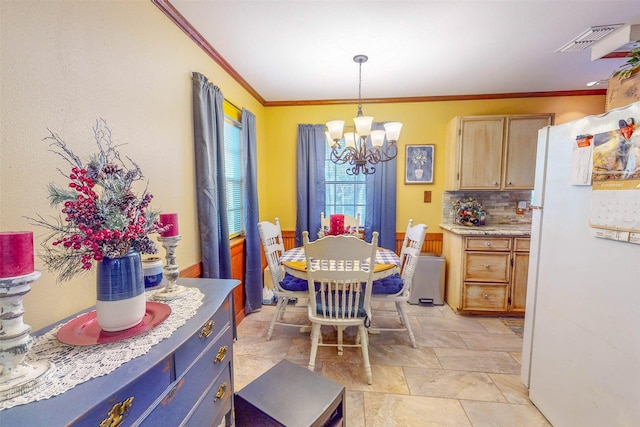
[412, 327, 469, 349]
[433, 348, 522, 374]
[404, 367, 508, 403]
[369, 342, 441, 368]
[476, 317, 515, 334]
[346, 390, 365, 427]
[457, 331, 524, 352]
[461, 400, 552, 427]
[418, 314, 488, 333]
[364, 392, 472, 427]
[320, 362, 409, 393]
[488, 373, 532, 404]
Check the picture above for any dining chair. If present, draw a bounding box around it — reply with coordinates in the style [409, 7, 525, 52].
[258, 218, 309, 340]
[320, 212, 361, 233]
[369, 220, 427, 348]
[302, 230, 378, 384]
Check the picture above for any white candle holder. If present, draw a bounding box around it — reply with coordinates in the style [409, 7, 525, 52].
[154, 235, 188, 300]
[0, 271, 54, 401]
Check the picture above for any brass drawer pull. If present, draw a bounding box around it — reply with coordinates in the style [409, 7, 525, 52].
[214, 345, 228, 363]
[214, 382, 227, 402]
[200, 320, 214, 339]
[100, 396, 134, 427]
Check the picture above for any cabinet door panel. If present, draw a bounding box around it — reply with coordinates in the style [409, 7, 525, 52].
[503, 116, 551, 189]
[510, 252, 529, 312]
[459, 118, 504, 189]
[464, 252, 510, 283]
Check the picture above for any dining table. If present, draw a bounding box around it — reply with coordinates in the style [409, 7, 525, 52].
[279, 246, 401, 281]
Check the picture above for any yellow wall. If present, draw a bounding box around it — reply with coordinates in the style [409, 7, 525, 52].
[0, 2, 605, 331]
[263, 96, 605, 232]
[0, 2, 264, 330]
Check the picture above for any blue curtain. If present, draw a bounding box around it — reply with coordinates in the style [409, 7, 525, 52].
[295, 124, 326, 246]
[242, 108, 262, 313]
[365, 123, 397, 250]
[192, 72, 232, 279]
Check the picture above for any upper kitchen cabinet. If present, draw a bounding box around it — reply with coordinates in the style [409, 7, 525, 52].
[445, 114, 554, 190]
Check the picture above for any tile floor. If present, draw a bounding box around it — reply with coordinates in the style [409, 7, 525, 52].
[233, 300, 552, 427]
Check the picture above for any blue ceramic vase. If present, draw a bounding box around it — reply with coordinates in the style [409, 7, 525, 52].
[96, 249, 146, 331]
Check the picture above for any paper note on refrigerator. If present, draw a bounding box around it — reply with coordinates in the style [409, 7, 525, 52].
[570, 134, 593, 185]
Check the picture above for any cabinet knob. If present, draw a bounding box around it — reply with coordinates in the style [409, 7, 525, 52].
[214, 345, 228, 363]
[508, 181, 513, 185]
[100, 397, 134, 427]
[485, 264, 490, 268]
[483, 293, 489, 299]
[214, 382, 227, 402]
[485, 242, 492, 246]
[199, 320, 215, 339]
[494, 182, 499, 186]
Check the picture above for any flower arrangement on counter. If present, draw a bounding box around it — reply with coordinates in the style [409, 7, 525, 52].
[317, 214, 362, 238]
[451, 196, 486, 226]
[28, 119, 167, 282]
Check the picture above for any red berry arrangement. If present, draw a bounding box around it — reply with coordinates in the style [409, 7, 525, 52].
[29, 119, 167, 282]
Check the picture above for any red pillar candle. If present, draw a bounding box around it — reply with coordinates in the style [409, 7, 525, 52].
[159, 213, 180, 237]
[329, 214, 344, 236]
[0, 231, 34, 278]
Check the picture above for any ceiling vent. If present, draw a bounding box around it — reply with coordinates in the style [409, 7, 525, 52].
[591, 24, 640, 60]
[555, 24, 625, 53]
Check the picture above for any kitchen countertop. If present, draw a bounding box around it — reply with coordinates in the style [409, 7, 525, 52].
[439, 223, 531, 236]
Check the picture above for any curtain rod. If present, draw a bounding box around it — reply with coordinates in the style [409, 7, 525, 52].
[225, 99, 242, 113]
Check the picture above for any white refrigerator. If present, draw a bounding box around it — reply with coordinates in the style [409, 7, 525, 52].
[521, 101, 640, 426]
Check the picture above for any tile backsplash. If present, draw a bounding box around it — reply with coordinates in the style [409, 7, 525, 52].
[443, 191, 533, 225]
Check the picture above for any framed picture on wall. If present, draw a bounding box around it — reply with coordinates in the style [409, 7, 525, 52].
[405, 144, 434, 184]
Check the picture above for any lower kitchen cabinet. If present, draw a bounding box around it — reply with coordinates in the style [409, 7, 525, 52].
[2, 278, 240, 427]
[444, 231, 530, 314]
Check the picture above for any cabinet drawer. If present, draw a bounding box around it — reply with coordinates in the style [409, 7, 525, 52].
[464, 252, 510, 283]
[76, 357, 172, 426]
[185, 366, 232, 427]
[175, 295, 232, 376]
[463, 284, 508, 311]
[514, 237, 530, 252]
[465, 237, 511, 251]
[142, 327, 233, 426]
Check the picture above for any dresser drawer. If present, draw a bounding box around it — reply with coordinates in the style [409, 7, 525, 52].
[141, 327, 233, 426]
[76, 357, 172, 426]
[175, 295, 232, 376]
[463, 284, 508, 311]
[463, 252, 510, 283]
[465, 237, 512, 251]
[185, 365, 233, 427]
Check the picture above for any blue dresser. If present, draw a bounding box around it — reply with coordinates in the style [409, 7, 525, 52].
[1, 278, 241, 427]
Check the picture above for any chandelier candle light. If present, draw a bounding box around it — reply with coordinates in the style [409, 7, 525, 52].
[326, 54, 402, 175]
[154, 213, 187, 300]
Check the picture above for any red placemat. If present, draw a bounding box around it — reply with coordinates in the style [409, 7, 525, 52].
[57, 302, 171, 346]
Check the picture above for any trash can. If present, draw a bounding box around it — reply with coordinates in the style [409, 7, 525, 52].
[409, 253, 445, 305]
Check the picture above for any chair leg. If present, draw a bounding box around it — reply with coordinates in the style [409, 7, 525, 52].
[308, 323, 321, 373]
[267, 296, 286, 340]
[396, 302, 417, 348]
[358, 324, 373, 384]
[277, 297, 290, 320]
[395, 301, 405, 325]
[337, 326, 344, 356]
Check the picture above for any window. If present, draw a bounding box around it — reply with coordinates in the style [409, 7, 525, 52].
[224, 116, 244, 238]
[324, 141, 366, 223]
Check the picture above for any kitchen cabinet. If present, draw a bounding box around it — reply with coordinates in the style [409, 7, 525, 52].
[443, 231, 530, 314]
[2, 278, 240, 427]
[445, 114, 553, 190]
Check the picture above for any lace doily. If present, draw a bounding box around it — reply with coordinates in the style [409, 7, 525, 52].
[0, 287, 204, 411]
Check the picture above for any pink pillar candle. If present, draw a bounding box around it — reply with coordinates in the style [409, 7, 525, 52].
[329, 214, 345, 236]
[159, 213, 180, 237]
[0, 231, 34, 278]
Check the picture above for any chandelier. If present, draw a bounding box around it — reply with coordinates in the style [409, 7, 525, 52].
[325, 55, 402, 175]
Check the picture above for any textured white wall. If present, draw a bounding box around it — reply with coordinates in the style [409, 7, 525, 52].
[0, 1, 263, 330]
